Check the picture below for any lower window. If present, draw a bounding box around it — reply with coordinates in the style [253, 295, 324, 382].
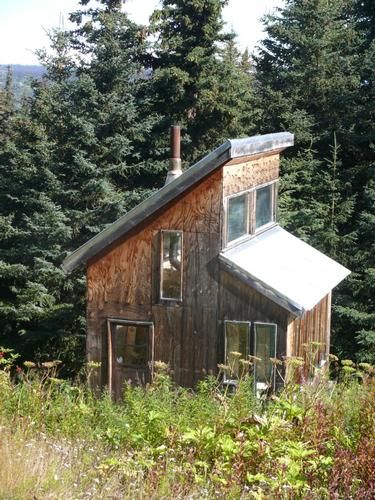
[225, 321, 251, 380]
[254, 323, 277, 391]
[111, 322, 150, 367]
[224, 321, 277, 390]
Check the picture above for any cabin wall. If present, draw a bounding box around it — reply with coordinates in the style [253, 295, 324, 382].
[287, 293, 332, 363]
[218, 269, 289, 379]
[222, 152, 280, 198]
[86, 169, 223, 388]
[86, 150, 293, 390]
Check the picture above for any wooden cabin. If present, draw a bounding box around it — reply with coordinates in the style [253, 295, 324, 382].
[62, 129, 350, 398]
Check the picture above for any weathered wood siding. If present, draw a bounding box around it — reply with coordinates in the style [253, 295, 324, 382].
[287, 293, 331, 363]
[218, 269, 289, 385]
[223, 153, 279, 197]
[86, 169, 223, 389]
[85, 149, 328, 392]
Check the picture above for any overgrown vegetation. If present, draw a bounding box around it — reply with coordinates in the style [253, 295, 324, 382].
[0, 348, 374, 499]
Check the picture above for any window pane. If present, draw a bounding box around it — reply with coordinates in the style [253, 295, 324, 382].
[113, 324, 149, 367]
[256, 185, 273, 229]
[254, 324, 276, 386]
[161, 231, 182, 300]
[225, 322, 250, 378]
[227, 194, 247, 242]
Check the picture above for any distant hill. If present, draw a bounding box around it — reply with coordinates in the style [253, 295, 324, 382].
[0, 64, 45, 101]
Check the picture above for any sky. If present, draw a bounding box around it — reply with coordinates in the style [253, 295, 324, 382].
[0, 0, 284, 65]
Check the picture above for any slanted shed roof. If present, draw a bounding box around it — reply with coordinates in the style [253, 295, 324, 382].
[219, 225, 350, 316]
[62, 132, 294, 273]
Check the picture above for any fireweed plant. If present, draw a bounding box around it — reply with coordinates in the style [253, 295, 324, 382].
[0, 345, 374, 499]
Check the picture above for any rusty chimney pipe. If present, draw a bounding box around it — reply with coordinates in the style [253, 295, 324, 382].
[165, 125, 182, 185]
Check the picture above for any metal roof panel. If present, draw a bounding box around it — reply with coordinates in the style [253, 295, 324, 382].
[219, 225, 350, 316]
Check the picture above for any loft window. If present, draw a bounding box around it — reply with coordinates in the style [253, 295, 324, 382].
[254, 323, 277, 392]
[160, 230, 183, 301]
[225, 182, 277, 246]
[227, 194, 247, 242]
[255, 184, 274, 230]
[224, 321, 251, 381]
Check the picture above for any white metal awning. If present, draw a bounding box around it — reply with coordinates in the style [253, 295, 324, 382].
[219, 225, 350, 316]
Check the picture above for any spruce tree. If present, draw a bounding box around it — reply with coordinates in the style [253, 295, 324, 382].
[149, 0, 257, 164]
[255, 0, 371, 359]
[0, 1, 162, 370]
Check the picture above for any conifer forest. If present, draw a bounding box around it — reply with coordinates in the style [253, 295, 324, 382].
[1, 0, 373, 369]
[0, 1, 375, 498]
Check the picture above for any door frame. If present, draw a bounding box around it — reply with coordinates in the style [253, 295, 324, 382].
[107, 318, 155, 394]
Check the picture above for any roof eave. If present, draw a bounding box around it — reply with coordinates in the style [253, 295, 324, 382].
[218, 252, 305, 317]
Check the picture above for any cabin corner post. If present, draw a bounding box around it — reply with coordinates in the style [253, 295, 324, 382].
[325, 292, 332, 359]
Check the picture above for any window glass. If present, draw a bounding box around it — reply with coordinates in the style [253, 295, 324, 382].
[254, 323, 277, 387]
[161, 231, 182, 300]
[112, 324, 149, 367]
[227, 194, 247, 242]
[225, 322, 250, 379]
[256, 185, 273, 229]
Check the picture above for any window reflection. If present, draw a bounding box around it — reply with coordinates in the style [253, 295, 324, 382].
[227, 194, 247, 242]
[225, 322, 250, 379]
[254, 323, 277, 386]
[112, 324, 149, 367]
[256, 185, 273, 229]
[161, 231, 182, 300]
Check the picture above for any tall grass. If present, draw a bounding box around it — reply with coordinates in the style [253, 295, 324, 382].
[0, 350, 374, 498]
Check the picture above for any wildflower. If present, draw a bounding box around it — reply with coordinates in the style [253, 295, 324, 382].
[358, 363, 374, 374]
[87, 361, 101, 369]
[15, 366, 23, 374]
[328, 354, 339, 362]
[239, 359, 252, 367]
[154, 360, 169, 373]
[229, 351, 242, 358]
[341, 359, 354, 367]
[248, 355, 262, 362]
[269, 357, 283, 366]
[41, 361, 61, 369]
[0, 352, 4, 359]
[24, 361, 36, 368]
[342, 365, 356, 374]
[217, 363, 230, 372]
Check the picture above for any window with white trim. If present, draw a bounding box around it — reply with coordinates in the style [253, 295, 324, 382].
[224, 321, 278, 391]
[160, 230, 183, 301]
[225, 182, 277, 246]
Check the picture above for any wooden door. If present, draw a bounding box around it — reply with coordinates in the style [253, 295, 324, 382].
[108, 319, 154, 399]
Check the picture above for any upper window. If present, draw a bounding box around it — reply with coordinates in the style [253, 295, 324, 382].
[227, 194, 247, 242]
[256, 184, 273, 230]
[225, 182, 277, 246]
[160, 230, 183, 301]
